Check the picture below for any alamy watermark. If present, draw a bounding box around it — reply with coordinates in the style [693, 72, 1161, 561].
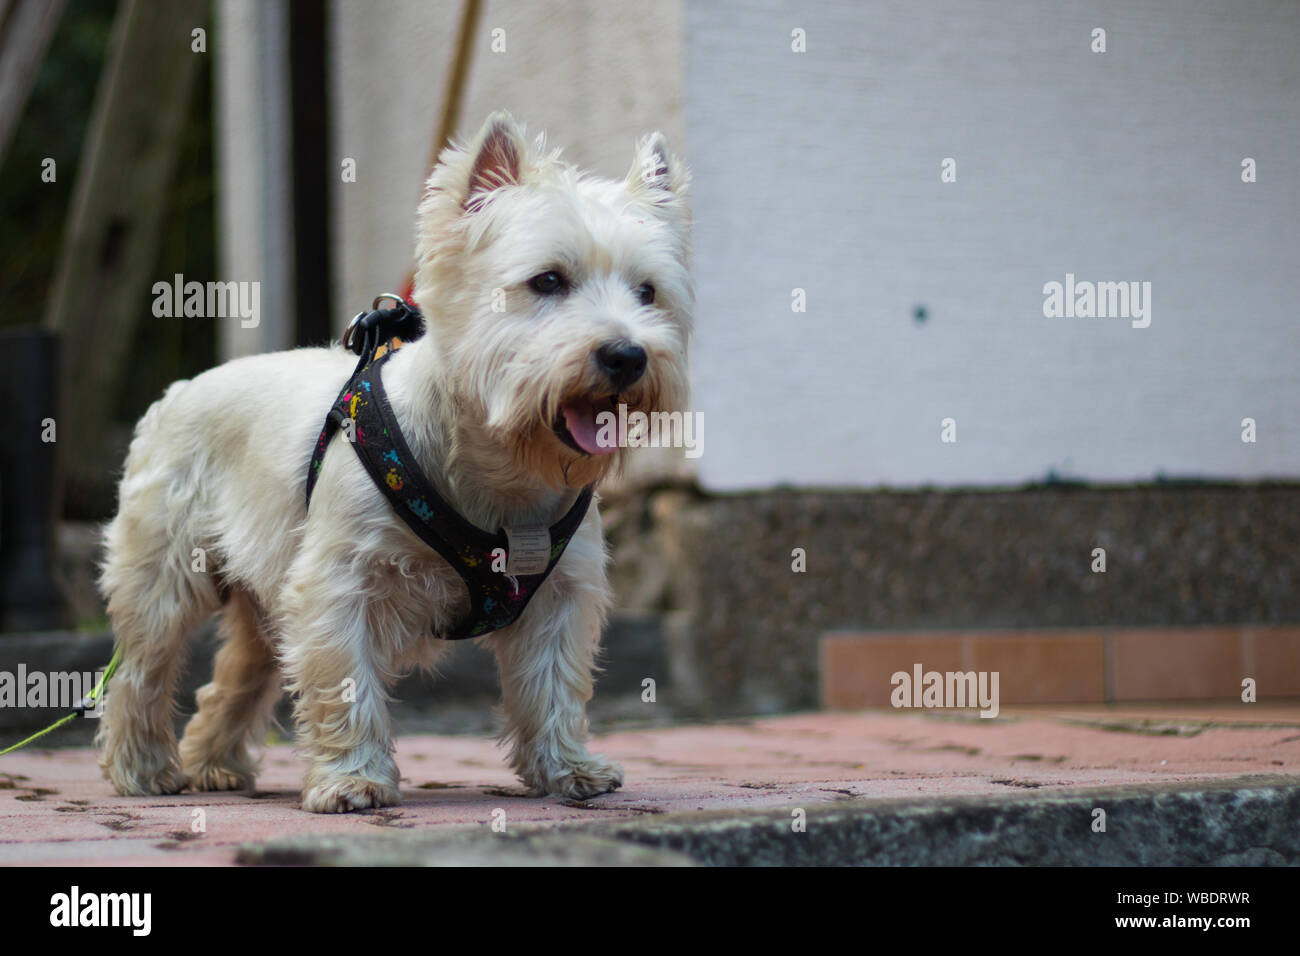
[594, 403, 703, 458]
[50, 886, 150, 936]
[0, 665, 106, 716]
[152, 274, 260, 328]
[1042, 273, 1151, 328]
[891, 663, 1000, 718]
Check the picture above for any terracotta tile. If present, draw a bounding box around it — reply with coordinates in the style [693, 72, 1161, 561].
[968, 632, 1105, 704]
[1109, 628, 1244, 701]
[820, 632, 965, 709]
[824, 627, 1285, 707]
[1247, 626, 1300, 698]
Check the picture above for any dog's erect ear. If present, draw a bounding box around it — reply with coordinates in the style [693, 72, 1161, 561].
[465, 111, 528, 209]
[626, 132, 689, 204]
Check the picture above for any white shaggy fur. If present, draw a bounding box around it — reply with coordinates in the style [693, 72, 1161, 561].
[96, 113, 692, 813]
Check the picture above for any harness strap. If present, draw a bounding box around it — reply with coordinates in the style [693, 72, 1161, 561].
[307, 303, 593, 640]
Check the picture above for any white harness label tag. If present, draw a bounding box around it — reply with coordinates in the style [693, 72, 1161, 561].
[504, 524, 551, 576]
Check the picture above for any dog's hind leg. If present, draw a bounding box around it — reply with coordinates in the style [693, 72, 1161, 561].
[179, 588, 281, 791]
[95, 521, 220, 796]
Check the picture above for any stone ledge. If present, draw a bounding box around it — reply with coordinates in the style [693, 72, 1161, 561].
[591, 776, 1300, 866]
[607, 485, 1300, 715]
[235, 776, 1300, 867]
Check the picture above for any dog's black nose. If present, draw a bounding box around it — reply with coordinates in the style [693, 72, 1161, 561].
[596, 342, 647, 390]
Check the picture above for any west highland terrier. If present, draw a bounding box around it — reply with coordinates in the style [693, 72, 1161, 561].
[96, 112, 692, 812]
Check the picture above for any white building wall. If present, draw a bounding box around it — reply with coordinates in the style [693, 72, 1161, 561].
[686, 0, 1300, 489]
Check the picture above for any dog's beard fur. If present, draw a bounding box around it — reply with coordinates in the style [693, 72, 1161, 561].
[94, 111, 693, 813]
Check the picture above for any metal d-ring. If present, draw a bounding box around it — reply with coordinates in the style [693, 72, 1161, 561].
[342, 310, 366, 353]
[372, 292, 407, 311]
[343, 294, 407, 353]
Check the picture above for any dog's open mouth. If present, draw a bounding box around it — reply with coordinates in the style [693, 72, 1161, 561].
[555, 397, 621, 456]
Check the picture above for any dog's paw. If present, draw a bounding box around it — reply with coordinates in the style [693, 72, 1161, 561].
[536, 756, 624, 800]
[185, 762, 256, 792]
[301, 776, 401, 814]
[101, 758, 188, 797]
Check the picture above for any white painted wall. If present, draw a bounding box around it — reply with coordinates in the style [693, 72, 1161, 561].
[686, 0, 1300, 489]
[328, 0, 685, 321]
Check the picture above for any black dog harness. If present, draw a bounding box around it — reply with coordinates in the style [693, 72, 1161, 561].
[306, 295, 594, 640]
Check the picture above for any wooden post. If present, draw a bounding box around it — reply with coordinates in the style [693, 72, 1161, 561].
[42, 0, 208, 502]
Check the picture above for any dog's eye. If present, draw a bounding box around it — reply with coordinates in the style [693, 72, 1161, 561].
[528, 271, 568, 296]
[636, 282, 656, 306]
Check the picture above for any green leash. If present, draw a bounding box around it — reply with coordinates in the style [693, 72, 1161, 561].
[0, 647, 121, 757]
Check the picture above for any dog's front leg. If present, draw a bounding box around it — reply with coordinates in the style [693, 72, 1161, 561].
[489, 573, 623, 800]
[280, 558, 402, 813]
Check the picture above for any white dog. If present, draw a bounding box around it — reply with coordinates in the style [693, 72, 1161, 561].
[96, 112, 692, 812]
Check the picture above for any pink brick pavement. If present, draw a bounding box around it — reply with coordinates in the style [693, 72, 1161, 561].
[2, 703, 1298, 865]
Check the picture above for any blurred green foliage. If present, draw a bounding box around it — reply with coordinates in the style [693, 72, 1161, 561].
[0, 0, 117, 329]
[0, 4, 217, 400]
[0, 0, 216, 517]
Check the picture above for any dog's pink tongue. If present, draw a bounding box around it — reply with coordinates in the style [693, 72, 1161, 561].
[562, 401, 619, 455]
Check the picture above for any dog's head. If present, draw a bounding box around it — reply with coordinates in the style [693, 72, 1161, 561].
[412, 111, 692, 489]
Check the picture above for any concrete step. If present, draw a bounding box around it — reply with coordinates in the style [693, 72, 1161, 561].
[238, 776, 1300, 866]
